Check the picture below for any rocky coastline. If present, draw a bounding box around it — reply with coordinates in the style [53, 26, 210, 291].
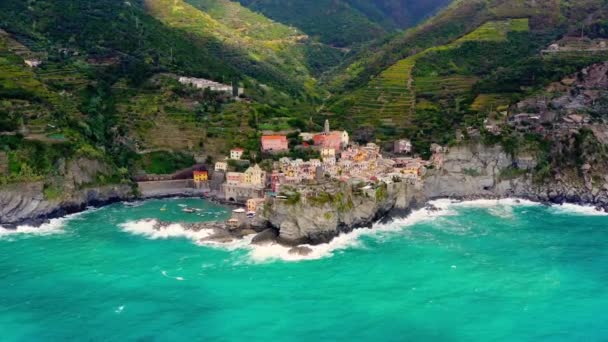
[2, 144, 608, 248]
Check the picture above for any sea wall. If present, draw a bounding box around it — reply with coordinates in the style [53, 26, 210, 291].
[137, 179, 208, 198]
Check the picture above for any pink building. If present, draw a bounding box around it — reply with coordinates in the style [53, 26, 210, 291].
[313, 132, 342, 151]
[261, 135, 289, 153]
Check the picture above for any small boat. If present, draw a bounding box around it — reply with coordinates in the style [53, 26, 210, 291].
[182, 207, 196, 214]
[160, 205, 167, 212]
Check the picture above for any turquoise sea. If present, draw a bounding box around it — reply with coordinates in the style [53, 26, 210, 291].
[2, 198, 608, 341]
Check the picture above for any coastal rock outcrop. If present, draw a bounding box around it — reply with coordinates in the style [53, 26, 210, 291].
[0, 158, 135, 227]
[260, 182, 420, 245]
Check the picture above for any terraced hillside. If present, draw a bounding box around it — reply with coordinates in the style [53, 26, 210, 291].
[0, 31, 83, 141]
[329, 18, 530, 136]
[144, 0, 341, 97]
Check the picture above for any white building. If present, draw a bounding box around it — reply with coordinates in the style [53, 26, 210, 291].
[394, 139, 412, 154]
[178, 76, 243, 95]
[215, 161, 228, 172]
[230, 148, 244, 160]
[24, 59, 42, 68]
[321, 148, 336, 161]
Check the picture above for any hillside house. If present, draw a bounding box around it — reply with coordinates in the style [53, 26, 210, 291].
[230, 148, 244, 160]
[261, 135, 289, 153]
[226, 172, 244, 185]
[24, 59, 42, 68]
[313, 132, 343, 151]
[215, 161, 228, 172]
[244, 165, 266, 186]
[394, 139, 412, 154]
[178, 76, 242, 95]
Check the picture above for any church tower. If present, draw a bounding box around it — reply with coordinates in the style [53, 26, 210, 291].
[324, 119, 330, 135]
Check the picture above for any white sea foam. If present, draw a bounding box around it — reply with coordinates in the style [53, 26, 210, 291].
[120, 220, 215, 240]
[119, 198, 608, 263]
[550, 203, 608, 216]
[0, 211, 88, 239]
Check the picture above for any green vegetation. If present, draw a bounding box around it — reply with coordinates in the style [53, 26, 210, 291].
[139, 151, 196, 175]
[499, 167, 528, 181]
[237, 0, 450, 47]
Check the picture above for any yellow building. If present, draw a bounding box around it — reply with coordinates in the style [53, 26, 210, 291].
[193, 170, 209, 183]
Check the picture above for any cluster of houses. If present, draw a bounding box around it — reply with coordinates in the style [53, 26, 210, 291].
[192, 121, 449, 220]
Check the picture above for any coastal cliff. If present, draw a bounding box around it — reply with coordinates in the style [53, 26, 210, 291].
[259, 181, 422, 245]
[258, 142, 608, 245]
[0, 158, 134, 227]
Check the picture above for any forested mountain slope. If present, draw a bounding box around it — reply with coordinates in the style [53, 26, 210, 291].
[236, 0, 452, 47]
[324, 0, 608, 150]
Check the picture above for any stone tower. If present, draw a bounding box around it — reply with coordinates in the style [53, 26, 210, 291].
[324, 119, 330, 135]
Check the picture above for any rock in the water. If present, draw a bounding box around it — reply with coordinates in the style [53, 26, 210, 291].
[251, 228, 278, 245]
[237, 229, 257, 237]
[288, 246, 313, 256]
[200, 228, 234, 244]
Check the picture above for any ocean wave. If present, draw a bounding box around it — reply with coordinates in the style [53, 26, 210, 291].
[118, 198, 608, 263]
[549, 203, 608, 216]
[120, 220, 215, 240]
[0, 211, 89, 240]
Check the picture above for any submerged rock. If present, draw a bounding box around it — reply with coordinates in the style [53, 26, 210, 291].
[288, 246, 313, 256]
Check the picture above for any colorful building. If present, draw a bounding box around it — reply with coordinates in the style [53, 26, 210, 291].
[226, 172, 244, 185]
[313, 133, 342, 151]
[193, 170, 208, 183]
[244, 164, 266, 186]
[261, 135, 289, 153]
[246, 198, 266, 213]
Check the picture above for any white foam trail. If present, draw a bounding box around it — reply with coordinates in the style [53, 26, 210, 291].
[0, 210, 90, 239]
[161, 270, 185, 281]
[550, 203, 608, 216]
[120, 220, 214, 240]
[120, 198, 607, 263]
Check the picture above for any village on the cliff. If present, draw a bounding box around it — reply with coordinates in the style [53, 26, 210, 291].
[141, 119, 448, 228]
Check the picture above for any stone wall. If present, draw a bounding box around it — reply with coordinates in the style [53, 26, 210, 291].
[137, 179, 208, 198]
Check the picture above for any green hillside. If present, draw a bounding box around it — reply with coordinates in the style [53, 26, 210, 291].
[236, 0, 452, 48]
[0, 0, 341, 187]
[325, 0, 608, 149]
[1, 0, 608, 191]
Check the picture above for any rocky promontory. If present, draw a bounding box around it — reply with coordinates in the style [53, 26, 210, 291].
[252, 142, 608, 246]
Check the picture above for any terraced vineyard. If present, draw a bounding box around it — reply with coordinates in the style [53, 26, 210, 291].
[348, 58, 416, 129]
[470, 94, 513, 112]
[340, 18, 530, 134]
[414, 76, 478, 97]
